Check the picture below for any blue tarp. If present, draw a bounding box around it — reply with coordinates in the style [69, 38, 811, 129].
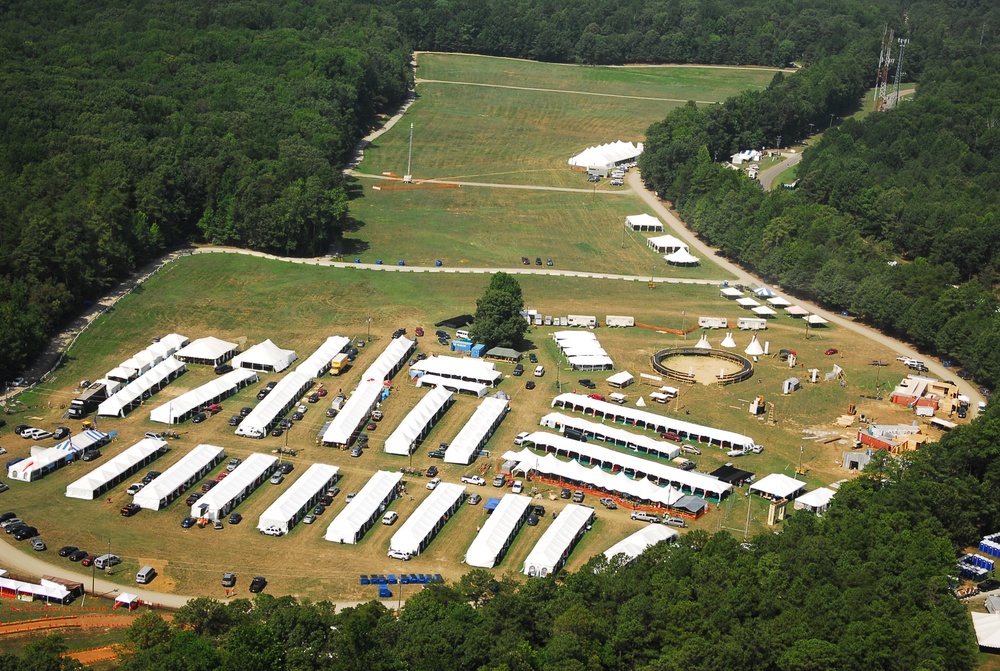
[484, 497, 501, 514]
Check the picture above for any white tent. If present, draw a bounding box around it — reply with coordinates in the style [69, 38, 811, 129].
[389, 483, 466, 557]
[65, 438, 167, 500]
[105, 366, 137, 383]
[736, 297, 761, 308]
[257, 463, 340, 533]
[409, 355, 502, 387]
[384, 387, 454, 455]
[624, 214, 663, 232]
[233, 339, 297, 372]
[745, 336, 764, 356]
[324, 470, 403, 544]
[750, 473, 806, 500]
[235, 370, 313, 438]
[972, 612, 1000, 651]
[174, 336, 238, 366]
[444, 397, 510, 465]
[0, 575, 72, 604]
[160, 333, 190, 351]
[721, 332, 736, 348]
[664, 249, 700, 266]
[751, 306, 777, 316]
[805, 314, 829, 325]
[602, 525, 678, 565]
[415, 374, 488, 397]
[8, 430, 111, 482]
[568, 355, 615, 371]
[551, 393, 758, 454]
[720, 287, 743, 298]
[522, 504, 594, 577]
[568, 141, 643, 171]
[192, 453, 278, 521]
[465, 494, 533, 568]
[784, 306, 809, 316]
[133, 444, 226, 511]
[149, 369, 258, 424]
[767, 297, 791, 307]
[606, 371, 634, 388]
[539, 412, 681, 460]
[646, 235, 688, 254]
[295, 336, 350, 377]
[793, 487, 836, 515]
[694, 334, 712, 350]
[553, 330, 598, 343]
[98, 357, 187, 417]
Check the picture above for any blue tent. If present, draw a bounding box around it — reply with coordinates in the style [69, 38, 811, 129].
[484, 497, 501, 514]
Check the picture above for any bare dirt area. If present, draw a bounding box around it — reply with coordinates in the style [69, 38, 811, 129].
[663, 354, 743, 385]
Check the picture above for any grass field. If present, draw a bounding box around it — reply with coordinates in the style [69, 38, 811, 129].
[0, 254, 939, 603]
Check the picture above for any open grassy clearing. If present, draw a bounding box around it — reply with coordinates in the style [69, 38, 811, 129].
[0, 254, 943, 601]
[345, 181, 733, 279]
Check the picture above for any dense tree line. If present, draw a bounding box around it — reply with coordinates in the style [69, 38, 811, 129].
[13, 408, 1000, 670]
[640, 45, 1000, 388]
[0, 0, 412, 382]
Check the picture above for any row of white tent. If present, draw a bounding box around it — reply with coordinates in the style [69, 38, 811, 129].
[322, 337, 415, 447]
[415, 374, 489, 397]
[325, 470, 403, 543]
[720, 288, 829, 324]
[522, 504, 594, 577]
[105, 333, 189, 383]
[149, 369, 259, 424]
[0, 572, 73, 604]
[691, 332, 768, 356]
[192, 453, 278, 521]
[97, 356, 187, 417]
[384, 387, 454, 455]
[258, 464, 340, 534]
[552, 331, 614, 371]
[389, 482, 467, 557]
[409, 355, 502, 387]
[568, 140, 642, 171]
[134, 444, 226, 510]
[540, 412, 680, 460]
[65, 437, 168, 499]
[7, 430, 111, 482]
[551, 392, 758, 452]
[444, 396, 510, 465]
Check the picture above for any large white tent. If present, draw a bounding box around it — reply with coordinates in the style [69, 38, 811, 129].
[415, 374, 488, 397]
[646, 235, 689, 254]
[235, 370, 313, 438]
[568, 141, 642, 172]
[0, 575, 73, 604]
[551, 392, 758, 452]
[972, 612, 1000, 651]
[150, 369, 258, 424]
[749, 473, 806, 501]
[793, 487, 836, 515]
[805, 314, 829, 325]
[444, 397, 510, 465]
[97, 357, 187, 417]
[384, 387, 454, 456]
[409, 355, 502, 387]
[295, 336, 350, 377]
[539, 412, 680, 460]
[465, 494, 532, 568]
[174, 336, 238, 366]
[602, 526, 678, 565]
[65, 437, 168, 500]
[7, 430, 111, 483]
[514, 432, 730, 500]
[233, 340, 296, 372]
[625, 214, 663, 232]
[192, 453, 278, 521]
[522, 504, 594, 577]
[133, 444, 225, 510]
[257, 463, 339, 534]
[321, 338, 415, 447]
[389, 483, 466, 557]
[324, 470, 403, 544]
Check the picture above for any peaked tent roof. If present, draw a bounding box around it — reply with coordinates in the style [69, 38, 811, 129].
[175, 336, 238, 362]
[664, 249, 700, 265]
[324, 470, 403, 544]
[625, 214, 663, 231]
[389, 482, 466, 556]
[745, 336, 764, 356]
[602, 525, 679, 564]
[384, 387, 453, 455]
[750, 473, 806, 500]
[522, 504, 594, 576]
[646, 234, 688, 252]
[721, 332, 736, 348]
[465, 494, 533, 568]
[568, 141, 643, 168]
[232, 339, 297, 372]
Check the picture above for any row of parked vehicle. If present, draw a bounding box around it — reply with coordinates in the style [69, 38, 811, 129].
[13, 424, 71, 441]
[0, 511, 40, 542]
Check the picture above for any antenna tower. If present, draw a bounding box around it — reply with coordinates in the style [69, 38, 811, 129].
[874, 26, 894, 111]
[403, 123, 414, 183]
[891, 38, 908, 110]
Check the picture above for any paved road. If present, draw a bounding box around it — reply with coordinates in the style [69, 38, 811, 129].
[758, 151, 803, 191]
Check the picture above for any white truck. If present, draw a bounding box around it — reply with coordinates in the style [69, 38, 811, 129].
[737, 317, 768, 330]
[698, 317, 728, 329]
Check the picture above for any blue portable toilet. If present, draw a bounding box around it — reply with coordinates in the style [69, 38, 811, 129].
[359, 575, 370, 585]
[470, 344, 486, 358]
[400, 574, 409, 584]
[435, 260, 442, 267]
[387, 574, 398, 585]
[398, 260, 405, 266]
[354, 259, 361, 263]
[378, 585, 392, 598]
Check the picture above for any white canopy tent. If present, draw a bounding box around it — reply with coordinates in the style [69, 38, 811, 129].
[767, 297, 791, 307]
[568, 141, 642, 171]
[551, 393, 758, 453]
[793, 487, 836, 515]
[295, 336, 350, 377]
[257, 463, 340, 533]
[539, 412, 681, 460]
[409, 355, 502, 387]
[735, 297, 761, 308]
[749, 473, 806, 500]
[174, 336, 238, 366]
[133, 444, 225, 511]
[602, 525, 678, 565]
[65, 438, 168, 500]
[606, 371, 634, 388]
[105, 366, 138, 383]
[972, 612, 1000, 651]
[720, 287, 743, 298]
[324, 470, 403, 544]
[646, 235, 688, 254]
[233, 340, 297, 372]
[522, 504, 594, 577]
[784, 306, 809, 316]
[149, 369, 258, 424]
[160, 333, 190, 351]
[235, 370, 313, 438]
[98, 357, 187, 417]
[751, 306, 777, 316]
[415, 374, 488, 397]
[568, 355, 615, 371]
[553, 330, 599, 343]
[664, 249, 700, 266]
[8, 429, 111, 482]
[624, 214, 663, 231]
[805, 314, 829, 325]
[389, 483, 466, 557]
[445, 397, 510, 465]
[0, 575, 72, 604]
[192, 453, 278, 521]
[384, 387, 454, 455]
[465, 494, 533, 568]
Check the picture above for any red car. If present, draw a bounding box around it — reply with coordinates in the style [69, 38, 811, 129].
[588, 394, 606, 401]
[206, 404, 223, 415]
[316, 388, 328, 397]
[415, 327, 424, 337]
[825, 348, 839, 355]
[660, 431, 681, 441]
[80, 554, 97, 567]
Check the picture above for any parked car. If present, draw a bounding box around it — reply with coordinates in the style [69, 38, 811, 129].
[681, 444, 702, 455]
[181, 517, 197, 528]
[514, 432, 530, 445]
[228, 415, 242, 426]
[292, 411, 304, 421]
[192, 412, 207, 423]
[461, 475, 486, 486]
[512, 480, 524, 494]
[366, 422, 377, 431]
[271, 427, 284, 437]
[426, 478, 441, 490]
[535, 257, 542, 266]
[313, 503, 325, 515]
[664, 516, 687, 528]
[222, 572, 237, 588]
[126, 483, 144, 496]
[533, 505, 546, 517]
[521, 257, 530, 265]
[588, 393, 605, 401]
[513, 364, 524, 376]
[227, 457, 242, 472]
[214, 519, 224, 530]
[525, 380, 535, 390]
[307, 393, 321, 403]
[350, 446, 363, 457]
[572, 490, 585, 502]
[425, 465, 439, 478]
[468, 494, 482, 505]
[58, 545, 78, 557]
[206, 403, 223, 415]
[31, 538, 46, 551]
[546, 258, 554, 266]
[52, 427, 71, 440]
[270, 473, 284, 485]
[240, 406, 253, 417]
[214, 364, 234, 375]
[428, 450, 446, 459]
[388, 549, 411, 561]
[528, 353, 538, 363]
[630, 511, 660, 523]
[81, 450, 101, 462]
[345, 492, 356, 503]
[13, 526, 38, 541]
[260, 526, 284, 537]
[201, 480, 218, 493]
[80, 554, 97, 566]
[228, 513, 242, 525]
[382, 511, 398, 525]
[600, 497, 618, 510]
[279, 463, 294, 475]
[527, 514, 539, 526]
[69, 549, 89, 562]
[560, 488, 571, 499]
[142, 471, 161, 484]
[825, 348, 839, 355]
[120, 503, 141, 517]
[303, 514, 317, 524]
[249, 576, 267, 593]
[493, 474, 506, 487]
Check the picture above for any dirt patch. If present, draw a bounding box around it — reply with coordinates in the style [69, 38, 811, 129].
[664, 354, 743, 385]
[134, 559, 177, 593]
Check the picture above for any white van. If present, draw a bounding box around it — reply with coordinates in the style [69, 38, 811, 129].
[382, 511, 398, 525]
[94, 554, 121, 570]
[455, 329, 471, 341]
[136, 566, 156, 584]
[534, 365, 545, 377]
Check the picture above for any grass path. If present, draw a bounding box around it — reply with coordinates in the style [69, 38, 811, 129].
[414, 78, 716, 104]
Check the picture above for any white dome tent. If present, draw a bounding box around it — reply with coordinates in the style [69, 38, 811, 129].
[664, 249, 700, 266]
[568, 141, 643, 175]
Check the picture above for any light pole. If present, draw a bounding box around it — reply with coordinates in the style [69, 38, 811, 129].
[829, 113, 836, 129]
[366, 317, 373, 342]
[681, 311, 686, 340]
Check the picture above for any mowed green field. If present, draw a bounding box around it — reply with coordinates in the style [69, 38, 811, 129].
[357, 53, 779, 187]
[0, 254, 931, 601]
[346, 182, 732, 278]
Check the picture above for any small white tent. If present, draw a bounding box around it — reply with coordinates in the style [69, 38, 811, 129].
[745, 336, 764, 356]
[721, 332, 736, 348]
[664, 249, 700, 266]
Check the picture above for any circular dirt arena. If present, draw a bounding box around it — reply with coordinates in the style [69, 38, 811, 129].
[651, 347, 754, 386]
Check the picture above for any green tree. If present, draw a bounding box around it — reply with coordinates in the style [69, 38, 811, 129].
[470, 272, 526, 348]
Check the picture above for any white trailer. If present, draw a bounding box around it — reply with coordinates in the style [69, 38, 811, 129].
[605, 315, 635, 328]
[567, 315, 597, 328]
[737, 317, 768, 331]
[698, 317, 728, 329]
